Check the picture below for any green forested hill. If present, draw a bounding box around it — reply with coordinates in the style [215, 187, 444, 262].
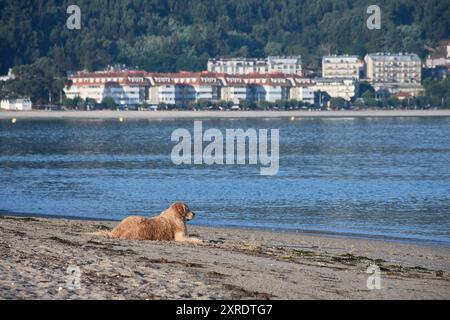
[0, 0, 449, 74]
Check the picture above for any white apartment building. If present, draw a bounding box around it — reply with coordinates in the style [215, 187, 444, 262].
[289, 78, 316, 105]
[219, 76, 252, 104]
[261, 79, 290, 102]
[64, 71, 147, 106]
[147, 83, 178, 105]
[146, 72, 220, 105]
[322, 55, 363, 80]
[218, 74, 291, 103]
[1, 98, 32, 111]
[426, 41, 450, 68]
[208, 56, 302, 75]
[147, 72, 351, 105]
[426, 57, 450, 68]
[364, 53, 422, 84]
[372, 83, 425, 97]
[267, 56, 302, 75]
[208, 58, 268, 75]
[245, 74, 290, 102]
[63, 66, 359, 107]
[314, 79, 357, 101]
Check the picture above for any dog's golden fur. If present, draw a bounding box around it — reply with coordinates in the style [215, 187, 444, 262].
[93, 202, 202, 243]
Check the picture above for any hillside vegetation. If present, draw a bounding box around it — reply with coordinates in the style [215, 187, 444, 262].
[0, 0, 449, 73]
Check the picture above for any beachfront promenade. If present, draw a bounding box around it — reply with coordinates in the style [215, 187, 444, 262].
[1, 109, 450, 120]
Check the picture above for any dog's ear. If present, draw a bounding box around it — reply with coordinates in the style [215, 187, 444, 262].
[172, 202, 186, 216]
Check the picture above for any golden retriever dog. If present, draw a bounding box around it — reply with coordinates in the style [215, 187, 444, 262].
[92, 202, 202, 243]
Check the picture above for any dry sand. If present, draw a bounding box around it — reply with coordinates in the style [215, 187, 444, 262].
[0, 215, 449, 300]
[1, 109, 450, 120]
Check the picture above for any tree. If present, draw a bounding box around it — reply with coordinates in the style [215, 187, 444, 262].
[275, 100, 287, 110]
[264, 42, 283, 56]
[388, 97, 401, 108]
[158, 102, 169, 110]
[364, 98, 378, 108]
[362, 90, 375, 100]
[73, 97, 84, 109]
[359, 82, 375, 98]
[85, 98, 97, 110]
[215, 100, 233, 110]
[102, 97, 116, 110]
[239, 99, 257, 110]
[3, 58, 65, 104]
[257, 101, 271, 110]
[423, 78, 450, 109]
[63, 98, 76, 109]
[195, 99, 210, 110]
[354, 99, 365, 109]
[329, 97, 346, 109]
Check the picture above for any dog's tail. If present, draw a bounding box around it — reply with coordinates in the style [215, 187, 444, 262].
[89, 230, 115, 238]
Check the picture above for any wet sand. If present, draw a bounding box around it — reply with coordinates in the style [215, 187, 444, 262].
[0, 215, 449, 300]
[1, 109, 450, 120]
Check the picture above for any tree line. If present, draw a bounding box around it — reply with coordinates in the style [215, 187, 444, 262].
[1, 0, 448, 74]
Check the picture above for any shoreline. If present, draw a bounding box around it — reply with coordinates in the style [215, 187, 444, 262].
[2, 210, 449, 249]
[1, 109, 450, 120]
[1, 214, 449, 299]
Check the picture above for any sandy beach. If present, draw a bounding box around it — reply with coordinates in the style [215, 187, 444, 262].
[0, 215, 449, 300]
[1, 109, 450, 120]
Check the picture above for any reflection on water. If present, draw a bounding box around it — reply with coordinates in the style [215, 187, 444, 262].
[1, 117, 450, 245]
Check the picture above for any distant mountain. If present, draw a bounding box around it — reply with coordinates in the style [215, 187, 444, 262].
[0, 0, 449, 74]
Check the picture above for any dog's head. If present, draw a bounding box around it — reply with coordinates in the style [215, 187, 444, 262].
[171, 202, 196, 222]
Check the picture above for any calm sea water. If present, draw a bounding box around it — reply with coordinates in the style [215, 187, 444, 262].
[1, 117, 450, 246]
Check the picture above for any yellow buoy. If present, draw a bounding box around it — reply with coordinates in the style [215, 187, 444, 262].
[290, 116, 295, 121]
[11, 118, 17, 124]
[119, 117, 124, 123]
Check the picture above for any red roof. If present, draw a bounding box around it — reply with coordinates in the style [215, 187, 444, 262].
[69, 70, 312, 88]
[395, 92, 413, 98]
